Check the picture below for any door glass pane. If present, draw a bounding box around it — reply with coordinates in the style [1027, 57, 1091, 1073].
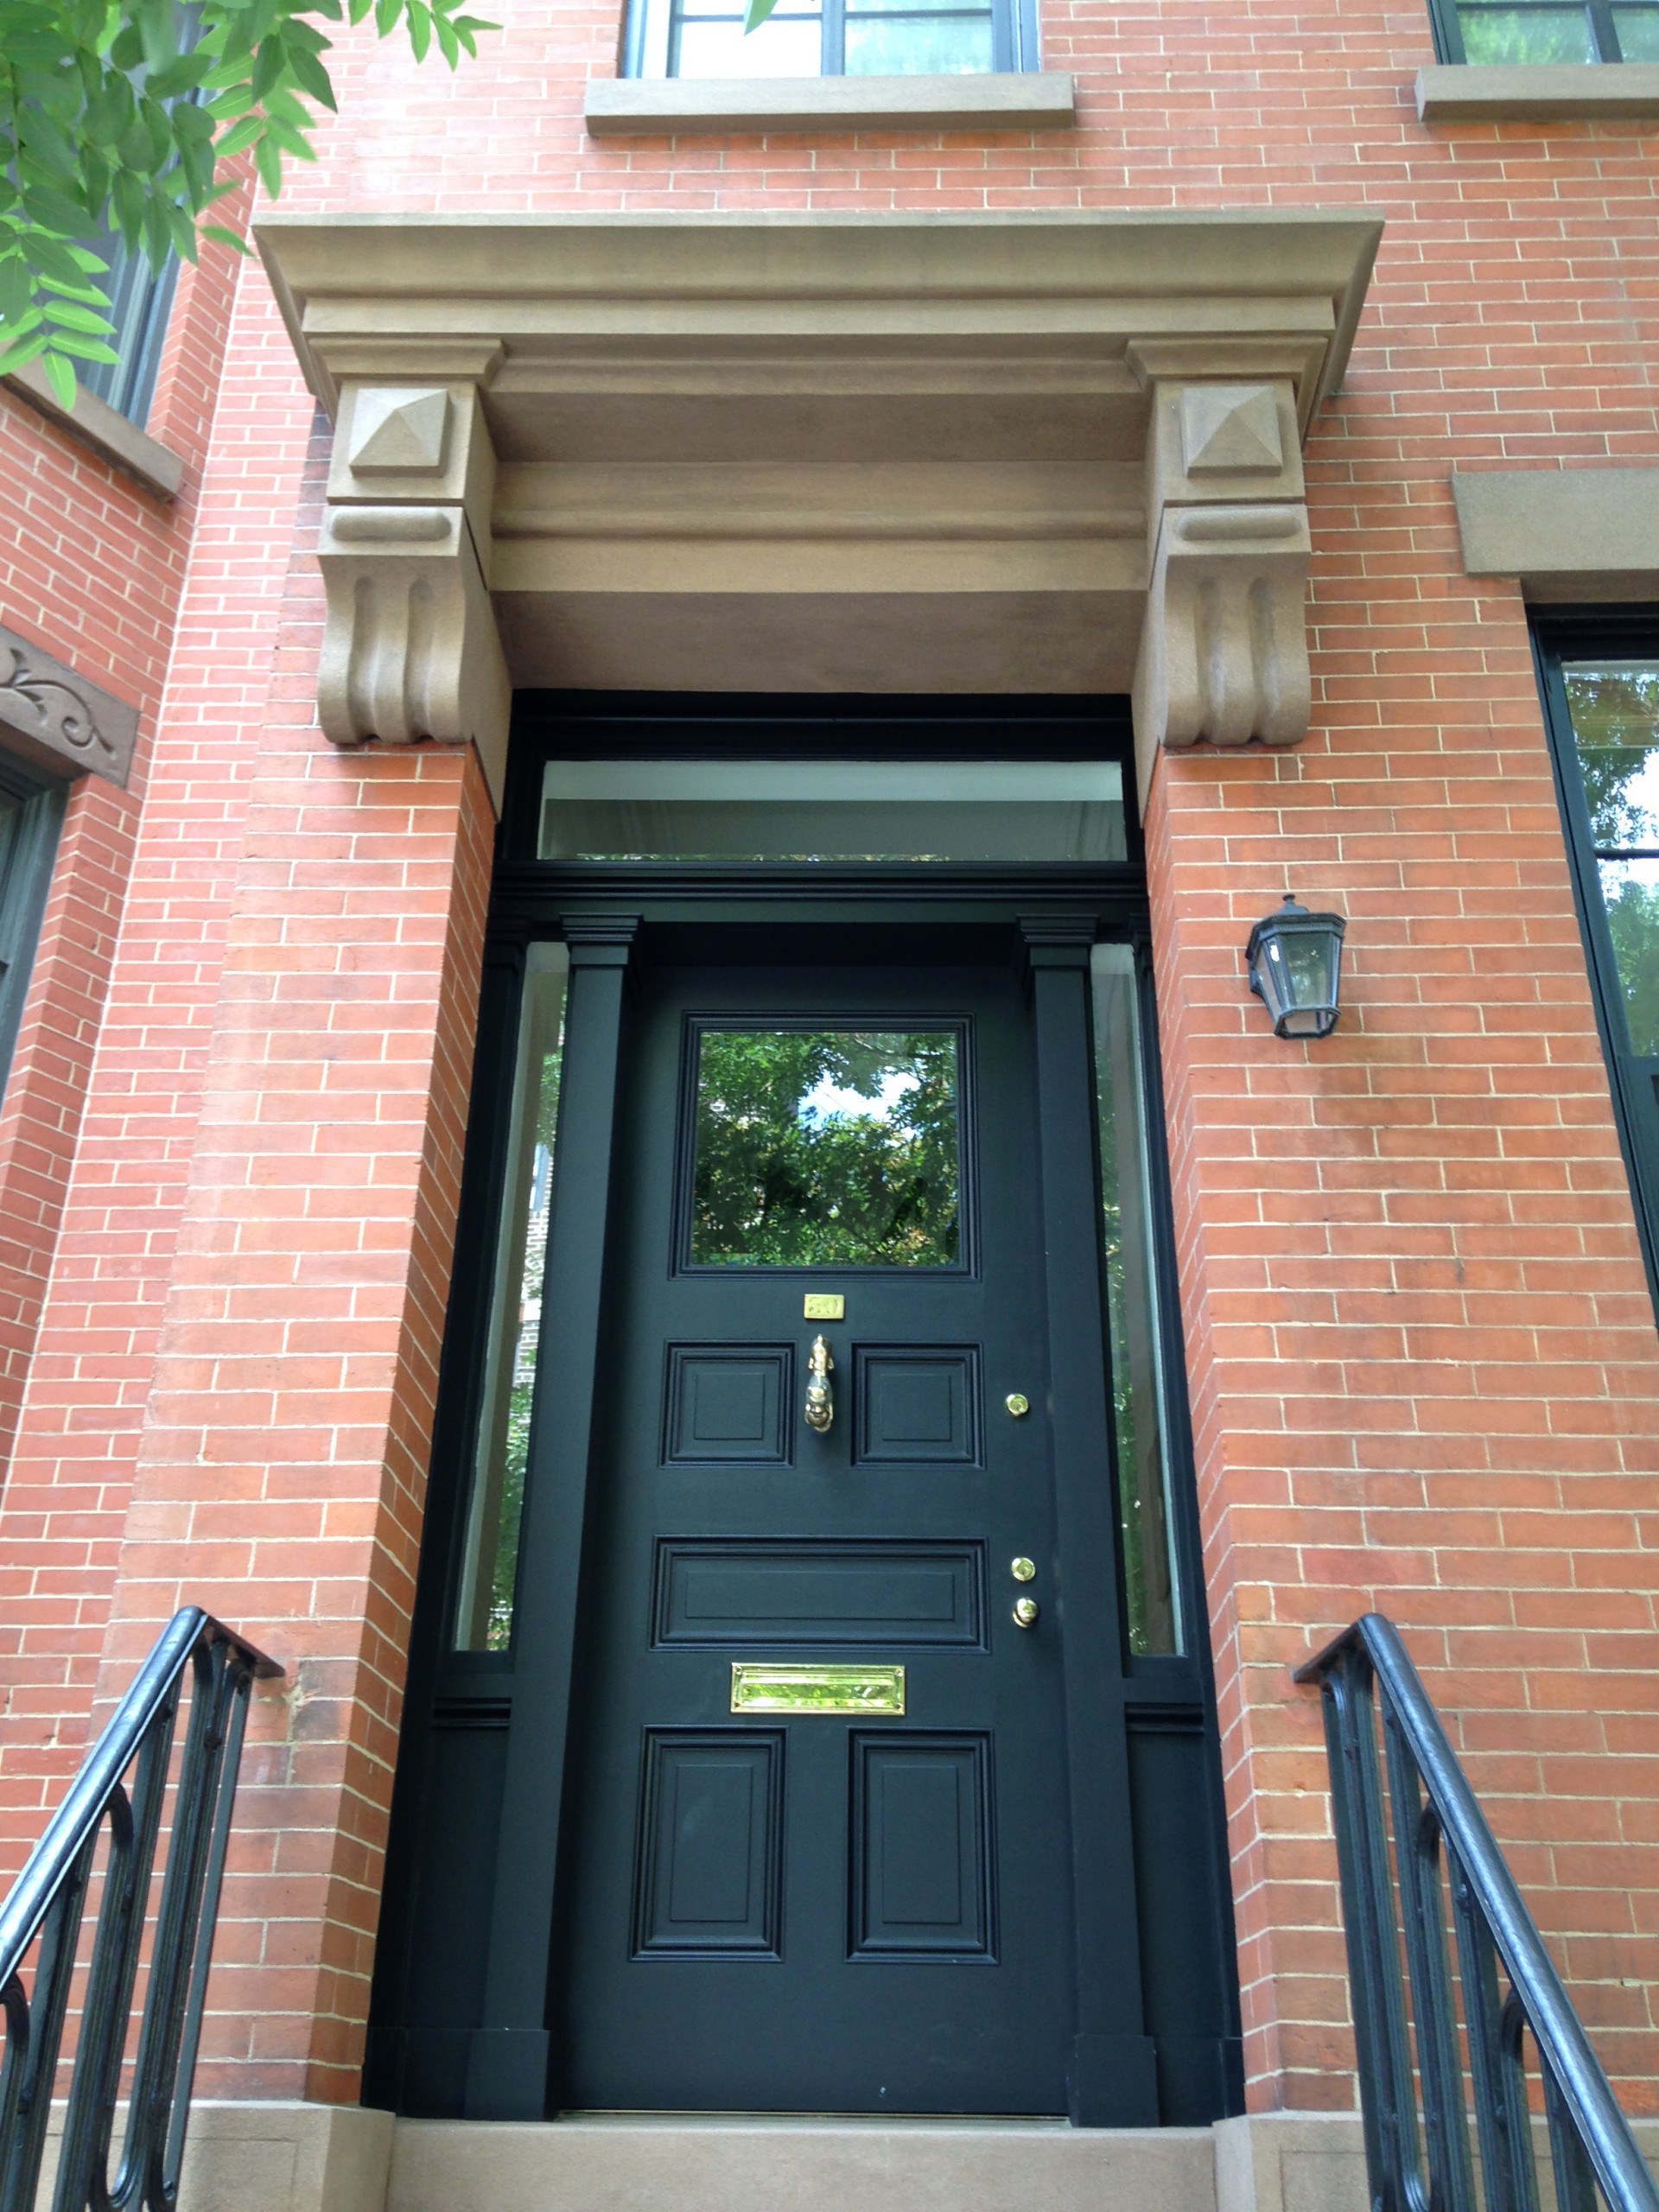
[1563, 663, 1659, 1057]
[539, 760, 1127, 864]
[454, 950, 569, 1650]
[1612, 7, 1659, 54]
[1455, 3, 1596, 56]
[1091, 948, 1181, 1657]
[844, 12, 994, 69]
[690, 1029, 961, 1267]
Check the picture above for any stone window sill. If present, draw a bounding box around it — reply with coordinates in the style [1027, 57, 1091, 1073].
[2, 359, 182, 501]
[1452, 467, 1659, 601]
[1416, 60, 1659, 118]
[583, 70, 1076, 135]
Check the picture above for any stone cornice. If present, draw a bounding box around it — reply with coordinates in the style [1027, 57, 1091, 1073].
[254, 211, 1382, 427]
[253, 212, 1382, 805]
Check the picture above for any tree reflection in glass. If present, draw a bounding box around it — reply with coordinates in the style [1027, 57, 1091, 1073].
[1565, 663, 1659, 1056]
[690, 1029, 961, 1266]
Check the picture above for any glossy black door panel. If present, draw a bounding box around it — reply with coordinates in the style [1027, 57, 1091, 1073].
[556, 959, 1076, 2113]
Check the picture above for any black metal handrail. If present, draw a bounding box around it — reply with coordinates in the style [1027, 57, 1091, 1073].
[1297, 1615, 1659, 2212]
[0, 1609, 281, 2212]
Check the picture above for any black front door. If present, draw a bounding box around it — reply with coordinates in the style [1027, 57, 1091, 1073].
[556, 950, 1096, 2113]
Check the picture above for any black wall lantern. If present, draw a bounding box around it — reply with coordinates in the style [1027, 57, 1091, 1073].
[1246, 894, 1347, 1039]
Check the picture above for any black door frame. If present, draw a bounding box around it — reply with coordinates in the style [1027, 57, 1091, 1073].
[364, 695, 1244, 2128]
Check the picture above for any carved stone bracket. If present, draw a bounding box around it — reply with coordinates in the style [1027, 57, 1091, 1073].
[1133, 503, 1313, 747]
[317, 381, 511, 811]
[1130, 377, 1314, 803]
[0, 620, 139, 788]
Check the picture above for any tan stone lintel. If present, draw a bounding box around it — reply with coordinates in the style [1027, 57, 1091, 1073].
[582, 70, 1077, 136]
[1417, 61, 1659, 118]
[1452, 466, 1659, 601]
[2, 359, 183, 501]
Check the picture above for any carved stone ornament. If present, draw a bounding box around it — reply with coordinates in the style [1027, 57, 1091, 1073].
[1132, 503, 1313, 753]
[0, 621, 139, 789]
[316, 503, 511, 808]
[1130, 375, 1313, 800]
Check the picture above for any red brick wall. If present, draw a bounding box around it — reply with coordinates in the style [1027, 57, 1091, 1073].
[3, 0, 1658, 2118]
[0, 209, 247, 1824]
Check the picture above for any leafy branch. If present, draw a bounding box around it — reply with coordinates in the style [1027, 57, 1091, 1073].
[0, 0, 495, 410]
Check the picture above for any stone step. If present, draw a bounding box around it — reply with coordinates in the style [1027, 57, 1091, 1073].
[115, 2102, 1382, 2212]
[388, 2117, 1218, 2212]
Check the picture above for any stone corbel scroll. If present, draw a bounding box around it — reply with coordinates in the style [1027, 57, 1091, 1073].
[317, 382, 511, 812]
[1130, 377, 1313, 807]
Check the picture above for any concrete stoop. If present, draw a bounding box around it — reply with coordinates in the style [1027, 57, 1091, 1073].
[152, 2103, 1381, 2212]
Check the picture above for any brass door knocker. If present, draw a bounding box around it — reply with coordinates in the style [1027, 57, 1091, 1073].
[804, 1334, 835, 1433]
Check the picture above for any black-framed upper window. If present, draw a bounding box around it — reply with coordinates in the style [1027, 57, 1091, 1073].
[1535, 619, 1659, 1310]
[1430, 0, 1659, 62]
[78, 226, 182, 430]
[0, 756, 67, 1105]
[622, 0, 1036, 78]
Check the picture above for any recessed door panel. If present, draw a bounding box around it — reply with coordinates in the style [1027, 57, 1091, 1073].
[854, 1346, 981, 1465]
[664, 1345, 793, 1464]
[632, 1730, 784, 1958]
[850, 1733, 995, 1959]
[653, 1539, 986, 1646]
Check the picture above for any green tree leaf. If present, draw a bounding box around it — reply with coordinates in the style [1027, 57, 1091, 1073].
[1, 0, 492, 404]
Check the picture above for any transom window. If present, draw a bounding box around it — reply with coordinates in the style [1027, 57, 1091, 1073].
[1430, 0, 1659, 61]
[623, 0, 1035, 76]
[538, 759, 1126, 863]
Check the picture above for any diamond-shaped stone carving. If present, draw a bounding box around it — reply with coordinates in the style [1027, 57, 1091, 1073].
[1180, 385, 1284, 476]
[347, 387, 451, 476]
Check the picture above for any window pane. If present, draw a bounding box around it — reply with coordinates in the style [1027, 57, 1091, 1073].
[1597, 861, 1659, 1058]
[845, 12, 993, 66]
[454, 952, 568, 1651]
[690, 1030, 961, 1267]
[672, 11, 822, 72]
[1454, 4, 1596, 59]
[1092, 948, 1181, 1657]
[1612, 5, 1659, 52]
[1563, 664, 1659, 848]
[540, 760, 1127, 863]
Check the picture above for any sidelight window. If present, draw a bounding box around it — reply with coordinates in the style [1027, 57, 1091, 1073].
[1091, 945, 1181, 1657]
[453, 946, 568, 1651]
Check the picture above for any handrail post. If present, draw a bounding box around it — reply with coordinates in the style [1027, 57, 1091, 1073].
[0, 1612, 281, 2212]
[1297, 1615, 1659, 2212]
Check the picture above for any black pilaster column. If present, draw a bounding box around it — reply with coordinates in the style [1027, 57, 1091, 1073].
[466, 914, 639, 2120]
[1021, 914, 1160, 2127]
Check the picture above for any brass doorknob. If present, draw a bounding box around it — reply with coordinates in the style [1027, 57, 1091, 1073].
[1013, 1597, 1039, 1629]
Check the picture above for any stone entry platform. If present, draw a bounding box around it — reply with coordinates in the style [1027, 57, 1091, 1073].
[143, 2104, 1385, 2212]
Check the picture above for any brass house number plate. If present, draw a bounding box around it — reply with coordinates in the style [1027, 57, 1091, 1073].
[730, 1663, 906, 1715]
[803, 1294, 845, 1320]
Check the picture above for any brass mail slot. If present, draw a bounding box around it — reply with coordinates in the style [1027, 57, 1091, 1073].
[730, 1662, 906, 1715]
